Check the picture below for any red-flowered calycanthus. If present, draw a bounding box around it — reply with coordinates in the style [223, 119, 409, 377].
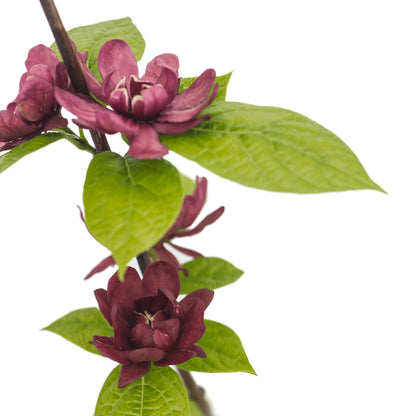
[0, 45, 68, 151]
[55, 39, 219, 159]
[93, 261, 213, 387]
[83, 176, 224, 279]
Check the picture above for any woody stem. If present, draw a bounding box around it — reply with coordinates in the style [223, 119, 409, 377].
[39, 0, 110, 153]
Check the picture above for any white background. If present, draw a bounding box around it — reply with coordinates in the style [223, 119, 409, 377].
[0, 1, 415, 415]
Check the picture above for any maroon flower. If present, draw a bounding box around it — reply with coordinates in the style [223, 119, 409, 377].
[55, 39, 219, 159]
[93, 261, 213, 387]
[154, 177, 224, 272]
[83, 177, 224, 279]
[0, 45, 68, 151]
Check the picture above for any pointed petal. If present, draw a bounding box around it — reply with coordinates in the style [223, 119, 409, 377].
[153, 115, 210, 135]
[176, 298, 206, 348]
[142, 261, 180, 298]
[128, 347, 166, 363]
[112, 306, 132, 349]
[84, 255, 116, 280]
[166, 69, 216, 110]
[153, 348, 198, 367]
[119, 362, 151, 387]
[158, 81, 219, 123]
[127, 124, 168, 159]
[173, 206, 225, 238]
[98, 39, 138, 80]
[94, 288, 112, 325]
[95, 107, 140, 135]
[179, 289, 214, 314]
[166, 242, 203, 258]
[156, 66, 180, 103]
[153, 243, 182, 268]
[167, 177, 207, 233]
[92, 336, 131, 364]
[189, 344, 207, 358]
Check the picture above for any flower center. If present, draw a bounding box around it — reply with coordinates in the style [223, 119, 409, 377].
[143, 310, 154, 327]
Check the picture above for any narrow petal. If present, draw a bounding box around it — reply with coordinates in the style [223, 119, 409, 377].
[179, 289, 214, 314]
[153, 242, 182, 268]
[165, 69, 216, 110]
[166, 242, 203, 258]
[84, 255, 116, 280]
[119, 362, 151, 388]
[173, 206, 225, 238]
[188, 344, 207, 358]
[112, 306, 133, 349]
[176, 298, 206, 348]
[167, 177, 207, 233]
[97, 39, 138, 80]
[128, 347, 166, 363]
[127, 124, 168, 159]
[153, 115, 209, 135]
[94, 288, 112, 325]
[157, 82, 219, 123]
[92, 336, 131, 364]
[142, 261, 180, 298]
[95, 108, 140, 136]
[153, 348, 198, 367]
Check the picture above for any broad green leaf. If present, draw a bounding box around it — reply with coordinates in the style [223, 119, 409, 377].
[179, 172, 196, 196]
[83, 152, 183, 277]
[0, 133, 64, 174]
[179, 72, 232, 103]
[178, 320, 256, 375]
[43, 307, 112, 355]
[162, 101, 383, 193]
[95, 365, 190, 416]
[50, 18, 145, 80]
[179, 257, 243, 294]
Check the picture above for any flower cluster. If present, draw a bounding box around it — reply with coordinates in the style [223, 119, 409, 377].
[93, 261, 213, 387]
[1, 39, 218, 159]
[55, 39, 218, 158]
[84, 176, 224, 279]
[0, 45, 68, 151]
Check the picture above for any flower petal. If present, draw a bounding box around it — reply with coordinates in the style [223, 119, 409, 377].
[84, 255, 116, 280]
[128, 347, 166, 363]
[131, 323, 154, 348]
[153, 348, 198, 367]
[97, 39, 138, 80]
[179, 289, 214, 315]
[131, 85, 169, 120]
[119, 362, 151, 388]
[166, 242, 203, 258]
[153, 115, 210, 135]
[153, 318, 180, 344]
[142, 261, 180, 298]
[153, 242, 182, 268]
[127, 123, 168, 159]
[25, 44, 59, 74]
[142, 53, 179, 84]
[112, 306, 132, 349]
[92, 336, 131, 364]
[176, 298, 206, 348]
[94, 288, 112, 325]
[0, 110, 38, 140]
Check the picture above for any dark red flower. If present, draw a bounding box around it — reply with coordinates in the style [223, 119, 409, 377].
[153, 177, 224, 272]
[55, 39, 219, 159]
[83, 177, 224, 279]
[0, 45, 68, 151]
[92, 261, 213, 387]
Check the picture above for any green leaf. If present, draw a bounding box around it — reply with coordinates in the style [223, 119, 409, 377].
[179, 172, 196, 197]
[43, 307, 112, 355]
[50, 18, 145, 80]
[83, 152, 183, 277]
[179, 72, 232, 103]
[95, 365, 190, 416]
[178, 320, 256, 375]
[179, 257, 243, 294]
[0, 133, 64, 174]
[162, 101, 383, 193]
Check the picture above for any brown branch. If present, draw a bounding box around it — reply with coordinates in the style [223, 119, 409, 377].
[39, 0, 110, 153]
[178, 368, 214, 416]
